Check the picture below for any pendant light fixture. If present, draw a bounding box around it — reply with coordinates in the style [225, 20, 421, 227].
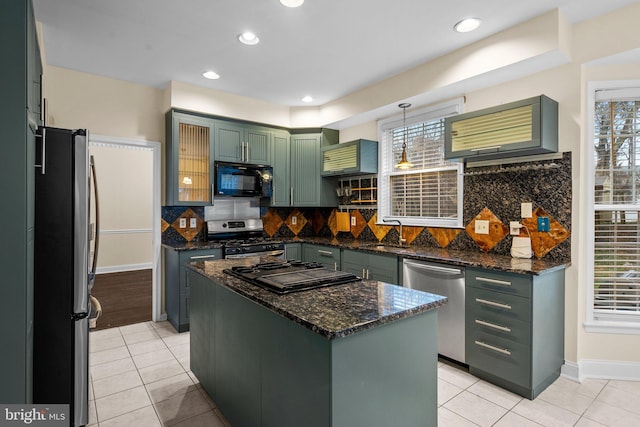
[395, 102, 413, 169]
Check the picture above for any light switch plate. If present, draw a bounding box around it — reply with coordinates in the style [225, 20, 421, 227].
[190, 218, 197, 228]
[179, 218, 187, 228]
[291, 216, 297, 225]
[351, 216, 356, 226]
[521, 202, 533, 218]
[475, 220, 489, 235]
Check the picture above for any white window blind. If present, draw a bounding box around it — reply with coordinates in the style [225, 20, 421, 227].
[592, 90, 640, 323]
[378, 100, 463, 227]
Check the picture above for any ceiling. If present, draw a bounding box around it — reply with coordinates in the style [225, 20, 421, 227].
[34, 0, 638, 108]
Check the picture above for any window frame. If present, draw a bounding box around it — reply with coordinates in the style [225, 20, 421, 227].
[377, 99, 464, 228]
[584, 80, 640, 335]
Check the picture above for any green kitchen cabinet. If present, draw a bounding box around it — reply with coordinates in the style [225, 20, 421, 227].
[165, 111, 216, 206]
[0, 0, 40, 403]
[290, 129, 339, 206]
[465, 267, 565, 399]
[302, 244, 341, 270]
[271, 129, 291, 206]
[164, 248, 223, 332]
[321, 139, 378, 176]
[215, 121, 271, 165]
[342, 249, 398, 283]
[284, 243, 301, 260]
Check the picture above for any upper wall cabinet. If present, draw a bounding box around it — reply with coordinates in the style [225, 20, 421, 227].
[215, 121, 271, 165]
[166, 111, 215, 206]
[444, 95, 558, 162]
[321, 139, 378, 176]
[290, 129, 339, 206]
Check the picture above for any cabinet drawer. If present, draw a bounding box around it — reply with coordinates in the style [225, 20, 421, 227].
[302, 244, 341, 270]
[467, 286, 530, 323]
[466, 330, 531, 389]
[466, 308, 530, 347]
[466, 268, 531, 298]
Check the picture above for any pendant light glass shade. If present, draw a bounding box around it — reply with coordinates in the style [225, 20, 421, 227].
[395, 102, 414, 169]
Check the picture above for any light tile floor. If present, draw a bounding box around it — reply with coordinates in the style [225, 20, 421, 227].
[88, 321, 640, 426]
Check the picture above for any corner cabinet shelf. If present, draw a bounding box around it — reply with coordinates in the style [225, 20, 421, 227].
[337, 175, 377, 206]
[445, 95, 558, 161]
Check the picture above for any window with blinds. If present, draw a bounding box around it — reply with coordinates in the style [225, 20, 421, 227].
[592, 93, 640, 322]
[378, 100, 463, 227]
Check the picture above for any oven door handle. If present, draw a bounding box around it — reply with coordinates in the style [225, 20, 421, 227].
[225, 249, 285, 259]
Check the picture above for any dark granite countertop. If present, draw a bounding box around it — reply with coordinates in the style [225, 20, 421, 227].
[285, 237, 569, 275]
[187, 255, 447, 340]
[162, 241, 224, 251]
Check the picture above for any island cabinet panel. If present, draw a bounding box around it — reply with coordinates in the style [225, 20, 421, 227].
[465, 267, 565, 399]
[284, 242, 301, 260]
[341, 249, 398, 283]
[188, 268, 439, 427]
[302, 244, 341, 270]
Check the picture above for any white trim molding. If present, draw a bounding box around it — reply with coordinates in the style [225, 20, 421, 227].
[562, 359, 640, 383]
[96, 263, 153, 275]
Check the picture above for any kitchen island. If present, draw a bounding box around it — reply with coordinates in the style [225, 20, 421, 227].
[187, 256, 447, 427]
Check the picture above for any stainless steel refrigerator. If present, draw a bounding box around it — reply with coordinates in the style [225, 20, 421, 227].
[33, 127, 99, 427]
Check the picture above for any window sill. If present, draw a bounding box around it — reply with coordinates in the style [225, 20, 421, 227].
[584, 320, 640, 335]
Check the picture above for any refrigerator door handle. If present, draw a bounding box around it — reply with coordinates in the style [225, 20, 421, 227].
[35, 127, 46, 175]
[89, 154, 100, 285]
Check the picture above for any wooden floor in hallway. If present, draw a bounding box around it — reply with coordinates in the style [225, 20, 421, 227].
[91, 269, 152, 330]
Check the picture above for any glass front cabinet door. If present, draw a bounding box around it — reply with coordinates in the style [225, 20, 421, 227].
[166, 111, 215, 205]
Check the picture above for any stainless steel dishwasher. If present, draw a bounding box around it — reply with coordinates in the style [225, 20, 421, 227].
[403, 259, 466, 363]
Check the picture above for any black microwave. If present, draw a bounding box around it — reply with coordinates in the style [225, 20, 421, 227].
[214, 161, 273, 198]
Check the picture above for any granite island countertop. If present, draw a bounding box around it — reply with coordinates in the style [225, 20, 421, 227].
[187, 255, 447, 340]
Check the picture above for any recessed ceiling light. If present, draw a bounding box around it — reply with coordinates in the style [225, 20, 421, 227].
[280, 0, 304, 7]
[238, 32, 260, 45]
[301, 95, 313, 103]
[202, 71, 220, 80]
[454, 17, 481, 33]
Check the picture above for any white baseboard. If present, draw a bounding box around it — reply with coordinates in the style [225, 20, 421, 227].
[561, 359, 640, 382]
[96, 263, 153, 274]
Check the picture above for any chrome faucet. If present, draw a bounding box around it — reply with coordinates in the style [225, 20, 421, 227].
[382, 218, 406, 246]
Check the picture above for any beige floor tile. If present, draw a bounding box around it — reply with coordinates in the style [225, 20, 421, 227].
[197, 386, 216, 409]
[99, 405, 161, 427]
[95, 385, 152, 422]
[163, 333, 190, 348]
[89, 334, 126, 353]
[574, 416, 607, 426]
[493, 411, 543, 426]
[90, 328, 122, 341]
[88, 398, 97, 425]
[139, 359, 186, 384]
[596, 383, 640, 415]
[90, 357, 136, 381]
[92, 370, 143, 399]
[583, 400, 640, 426]
[156, 326, 180, 338]
[171, 410, 226, 427]
[438, 378, 464, 406]
[438, 364, 479, 389]
[127, 338, 167, 356]
[145, 373, 198, 404]
[177, 355, 190, 371]
[512, 397, 581, 426]
[154, 389, 212, 426]
[119, 321, 156, 336]
[169, 343, 190, 360]
[132, 347, 175, 369]
[607, 379, 640, 398]
[467, 380, 522, 410]
[89, 345, 130, 367]
[437, 407, 478, 426]
[537, 379, 595, 415]
[122, 328, 160, 346]
[552, 377, 608, 399]
[443, 390, 509, 426]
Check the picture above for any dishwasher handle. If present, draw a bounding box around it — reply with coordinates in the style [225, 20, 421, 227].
[403, 260, 464, 276]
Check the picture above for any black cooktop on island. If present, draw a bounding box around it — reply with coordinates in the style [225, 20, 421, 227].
[224, 260, 361, 294]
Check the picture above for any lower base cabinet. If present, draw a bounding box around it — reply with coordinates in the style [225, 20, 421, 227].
[341, 249, 398, 283]
[163, 248, 222, 332]
[301, 244, 341, 270]
[465, 267, 565, 399]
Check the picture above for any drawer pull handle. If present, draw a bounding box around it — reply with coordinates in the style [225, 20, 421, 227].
[475, 298, 512, 310]
[318, 250, 333, 256]
[190, 255, 217, 260]
[475, 319, 512, 333]
[474, 340, 511, 356]
[476, 276, 512, 286]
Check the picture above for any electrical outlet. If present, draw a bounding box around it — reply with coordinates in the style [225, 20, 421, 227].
[179, 218, 187, 228]
[538, 216, 550, 232]
[190, 218, 197, 228]
[475, 220, 489, 235]
[291, 216, 297, 225]
[521, 202, 533, 218]
[351, 216, 356, 226]
[510, 221, 522, 236]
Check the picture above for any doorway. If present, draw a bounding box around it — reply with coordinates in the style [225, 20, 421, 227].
[89, 135, 162, 327]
